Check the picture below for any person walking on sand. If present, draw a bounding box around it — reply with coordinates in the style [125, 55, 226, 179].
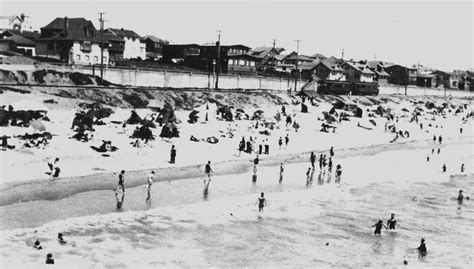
[170, 145, 176, 164]
[146, 171, 154, 202]
[205, 161, 213, 182]
[278, 137, 283, 149]
[372, 220, 388, 235]
[264, 141, 269, 155]
[442, 164, 446, 173]
[256, 192, 267, 212]
[438, 135, 442, 144]
[285, 134, 289, 147]
[306, 167, 312, 181]
[279, 162, 284, 182]
[328, 158, 333, 173]
[115, 170, 125, 193]
[426, 155, 430, 162]
[319, 154, 324, 170]
[330, 146, 334, 158]
[461, 163, 464, 173]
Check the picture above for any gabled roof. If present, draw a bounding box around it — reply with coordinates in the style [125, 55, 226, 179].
[385, 64, 417, 71]
[317, 60, 345, 72]
[310, 53, 326, 59]
[6, 30, 40, 41]
[284, 52, 312, 61]
[107, 28, 141, 39]
[270, 54, 285, 61]
[248, 47, 284, 58]
[343, 61, 375, 75]
[299, 61, 319, 70]
[0, 31, 35, 46]
[40, 17, 102, 43]
[373, 70, 390, 77]
[103, 32, 124, 42]
[141, 35, 169, 44]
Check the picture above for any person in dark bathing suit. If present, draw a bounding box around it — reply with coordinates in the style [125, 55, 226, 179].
[257, 192, 266, 212]
[372, 220, 387, 234]
[386, 213, 399, 230]
[417, 238, 427, 257]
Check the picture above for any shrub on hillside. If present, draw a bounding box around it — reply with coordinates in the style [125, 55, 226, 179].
[69, 72, 94, 85]
[122, 92, 149, 108]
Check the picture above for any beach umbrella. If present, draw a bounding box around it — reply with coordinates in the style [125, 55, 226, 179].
[236, 108, 245, 114]
[30, 119, 46, 132]
[369, 119, 377, 126]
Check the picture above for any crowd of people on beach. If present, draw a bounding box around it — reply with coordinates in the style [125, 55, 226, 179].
[30, 96, 472, 266]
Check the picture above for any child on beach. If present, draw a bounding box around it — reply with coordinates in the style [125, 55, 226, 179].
[57, 233, 67, 244]
[46, 253, 54, 264]
[47, 157, 59, 174]
[205, 161, 213, 181]
[34, 240, 42, 250]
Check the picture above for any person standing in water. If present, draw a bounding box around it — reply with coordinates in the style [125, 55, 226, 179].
[146, 171, 155, 202]
[461, 163, 465, 173]
[372, 220, 388, 235]
[330, 146, 334, 158]
[310, 152, 316, 168]
[417, 238, 427, 257]
[279, 162, 284, 182]
[442, 164, 446, 173]
[278, 137, 283, 149]
[256, 192, 266, 212]
[438, 135, 442, 144]
[285, 134, 289, 147]
[386, 213, 400, 230]
[204, 161, 213, 191]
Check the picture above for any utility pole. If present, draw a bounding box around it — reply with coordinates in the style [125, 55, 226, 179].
[99, 12, 105, 81]
[294, 39, 301, 93]
[405, 65, 408, 96]
[272, 39, 277, 48]
[341, 49, 344, 60]
[215, 30, 221, 91]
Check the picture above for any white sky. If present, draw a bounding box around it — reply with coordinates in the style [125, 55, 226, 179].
[1, 0, 472, 71]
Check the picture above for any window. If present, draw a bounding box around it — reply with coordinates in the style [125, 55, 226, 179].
[84, 27, 95, 37]
[249, 61, 255, 67]
[80, 41, 92, 52]
[103, 56, 106, 62]
[94, 56, 98, 62]
[76, 55, 81, 61]
[85, 55, 90, 61]
[239, 60, 245, 66]
[229, 59, 234, 65]
[140, 47, 145, 52]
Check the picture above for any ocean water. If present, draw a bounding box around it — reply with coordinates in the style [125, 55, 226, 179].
[0, 142, 473, 268]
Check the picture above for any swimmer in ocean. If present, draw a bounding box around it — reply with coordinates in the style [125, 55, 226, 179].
[57, 233, 67, 244]
[386, 213, 400, 230]
[372, 220, 387, 235]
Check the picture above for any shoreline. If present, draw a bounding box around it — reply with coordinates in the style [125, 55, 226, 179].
[1, 135, 471, 207]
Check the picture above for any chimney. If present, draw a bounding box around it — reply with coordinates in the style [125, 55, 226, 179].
[63, 17, 68, 37]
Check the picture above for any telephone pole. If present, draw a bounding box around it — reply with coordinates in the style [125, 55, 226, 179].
[99, 12, 105, 80]
[341, 48, 344, 60]
[294, 39, 301, 93]
[272, 39, 277, 48]
[215, 30, 222, 91]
